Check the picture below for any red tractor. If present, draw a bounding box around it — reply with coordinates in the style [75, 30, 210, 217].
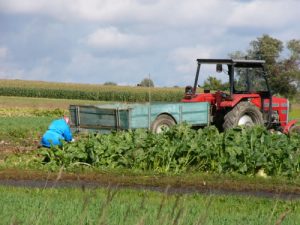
[182, 59, 298, 133]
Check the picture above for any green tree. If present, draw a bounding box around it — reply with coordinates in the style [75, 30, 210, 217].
[203, 76, 223, 90]
[287, 39, 300, 62]
[139, 78, 154, 87]
[103, 81, 117, 86]
[286, 39, 300, 91]
[230, 34, 300, 98]
[248, 35, 283, 65]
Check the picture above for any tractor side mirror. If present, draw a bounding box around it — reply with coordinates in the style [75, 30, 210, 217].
[216, 64, 222, 73]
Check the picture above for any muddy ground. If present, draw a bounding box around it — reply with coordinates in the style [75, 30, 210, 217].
[0, 169, 299, 200]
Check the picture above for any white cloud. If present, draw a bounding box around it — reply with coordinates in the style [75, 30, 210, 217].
[62, 52, 142, 84]
[1, 0, 299, 30]
[0, 64, 26, 79]
[0, 47, 8, 59]
[0, 0, 69, 19]
[0, 57, 52, 81]
[228, 0, 300, 29]
[0, 0, 230, 26]
[0, 0, 158, 22]
[168, 45, 219, 73]
[85, 27, 147, 49]
[1, 0, 300, 86]
[26, 58, 52, 80]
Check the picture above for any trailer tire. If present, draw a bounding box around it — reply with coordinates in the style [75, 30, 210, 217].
[223, 101, 263, 130]
[151, 115, 176, 133]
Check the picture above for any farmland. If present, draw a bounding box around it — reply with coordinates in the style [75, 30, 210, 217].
[1, 185, 299, 225]
[0, 96, 105, 110]
[0, 79, 184, 102]
[11, 125, 297, 177]
[1, 97, 300, 178]
[0, 86, 300, 177]
[1, 80, 300, 224]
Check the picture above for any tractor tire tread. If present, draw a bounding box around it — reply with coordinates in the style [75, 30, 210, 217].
[223, 101, 263, 130]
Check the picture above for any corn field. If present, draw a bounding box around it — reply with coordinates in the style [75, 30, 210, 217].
[0, 80, 184, 102]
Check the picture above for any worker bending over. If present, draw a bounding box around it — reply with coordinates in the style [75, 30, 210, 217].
[41, 116, 73, 148]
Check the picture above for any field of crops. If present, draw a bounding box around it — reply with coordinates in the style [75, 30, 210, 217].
[9, 125, 291, 177]
[0, 83, 300, 224]
[0, 79, 184, 102]
[0, 95, 300, 177]
[290, 104, 300, 121]
[0, 185, 299, 225]
[0, 116, 55, 157]
[0, 96, 105, 110]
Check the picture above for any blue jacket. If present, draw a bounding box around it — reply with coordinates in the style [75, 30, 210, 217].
[41, 118, 73, 148]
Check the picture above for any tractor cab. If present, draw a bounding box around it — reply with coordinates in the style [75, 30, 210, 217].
[182, 59, 297, 132]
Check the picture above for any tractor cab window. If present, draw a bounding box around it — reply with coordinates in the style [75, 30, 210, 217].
[233, 67, 268, 93]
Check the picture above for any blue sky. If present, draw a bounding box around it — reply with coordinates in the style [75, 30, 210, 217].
[0, 0, 300, 87]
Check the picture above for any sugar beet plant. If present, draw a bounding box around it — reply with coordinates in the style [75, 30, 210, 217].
[40, 125, 300, 177]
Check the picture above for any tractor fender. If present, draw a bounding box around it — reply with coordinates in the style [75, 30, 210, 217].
[154, 113, 177, 124]
[219, 94, 261, 108]
[283, 120, 298, 134]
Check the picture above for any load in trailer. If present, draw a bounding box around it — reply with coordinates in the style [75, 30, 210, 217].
[69, 58, 299, 134]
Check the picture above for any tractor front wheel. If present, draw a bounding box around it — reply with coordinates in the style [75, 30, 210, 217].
[151, 115, 176, 133]
[223, 101, 264, 130]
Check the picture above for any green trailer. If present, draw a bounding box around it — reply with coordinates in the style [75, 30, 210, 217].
[69, 102, 210, 133]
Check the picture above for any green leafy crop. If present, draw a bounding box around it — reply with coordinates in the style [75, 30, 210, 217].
[39, 125, 300, 177]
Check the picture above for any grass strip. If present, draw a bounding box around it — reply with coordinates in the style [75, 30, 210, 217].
[0, 184, 299, 225]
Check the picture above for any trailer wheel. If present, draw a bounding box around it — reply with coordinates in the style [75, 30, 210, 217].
[151, 115, 176, 133]
[223, 101, 263, 130]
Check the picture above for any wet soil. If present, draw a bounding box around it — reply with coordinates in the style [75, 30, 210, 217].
[0, 179, 299, 200]
[0, 169, 299, 200]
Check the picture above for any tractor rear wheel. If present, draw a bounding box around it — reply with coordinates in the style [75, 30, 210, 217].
[289, 125, 300, 135]
[151, 114, 176, 133]
[223, 101, 264, 130]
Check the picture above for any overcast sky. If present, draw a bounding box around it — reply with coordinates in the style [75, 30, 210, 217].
[0, 0, 300, 87]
